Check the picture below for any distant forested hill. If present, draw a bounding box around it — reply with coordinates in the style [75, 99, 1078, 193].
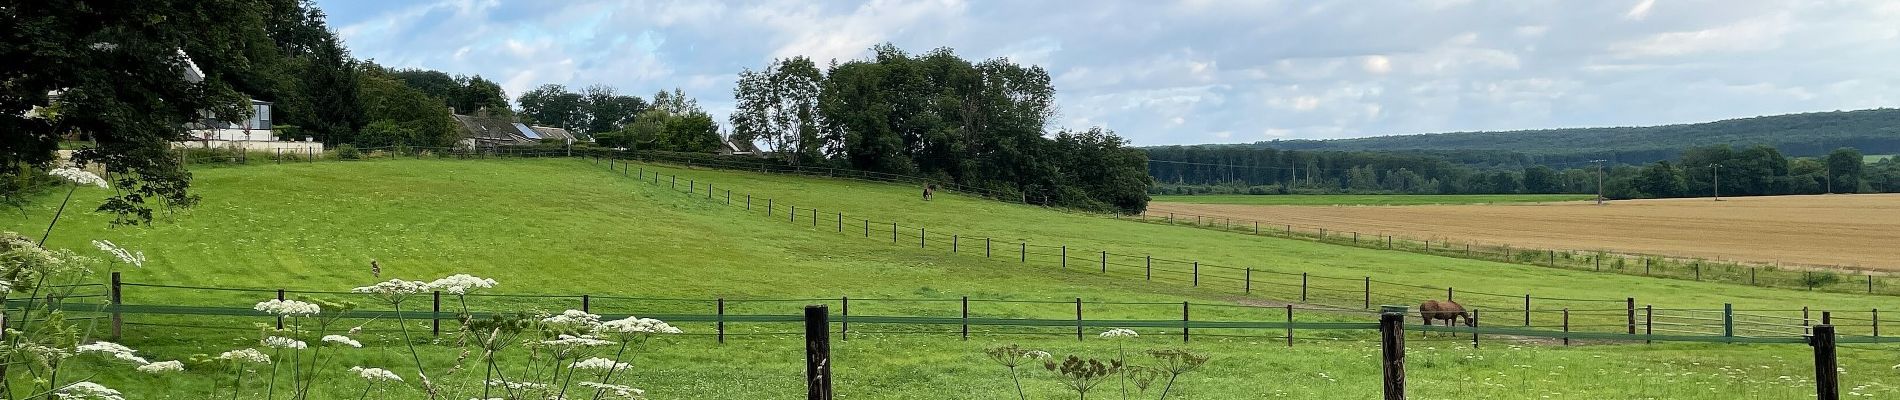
[1254, 109, 1900, 165]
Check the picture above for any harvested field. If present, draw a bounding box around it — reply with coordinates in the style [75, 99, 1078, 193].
[1148, 193, 1900, 270]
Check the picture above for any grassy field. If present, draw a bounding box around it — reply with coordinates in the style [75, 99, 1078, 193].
[1147, 194, 1594, 206]
[3, 158, 1896, 399]
[1868, 154, 1895, 164]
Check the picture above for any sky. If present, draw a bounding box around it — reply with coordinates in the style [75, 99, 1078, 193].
[319, 0, 1900, 146]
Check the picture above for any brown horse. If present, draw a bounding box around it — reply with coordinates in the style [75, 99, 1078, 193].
[1419, 300, 1474, 328]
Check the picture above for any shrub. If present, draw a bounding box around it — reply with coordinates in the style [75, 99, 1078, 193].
[335, 144, 361, 160]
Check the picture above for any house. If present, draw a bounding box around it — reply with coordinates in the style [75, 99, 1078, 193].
[186, 99, 274, 141]
[718, 136, 764, 156]
[452, 108, 577, 148]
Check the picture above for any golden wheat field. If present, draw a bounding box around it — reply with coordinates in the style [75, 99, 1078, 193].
[1147, 193, 1900, 270]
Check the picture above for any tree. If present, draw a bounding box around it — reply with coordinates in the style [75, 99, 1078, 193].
[454, 75, 509, 115]
[1521, 165, 1562, 194]
[1, 0, 286, 224]
[1825, 147, 1863, 193]
[517, 84, 585, 132]
[357, 65, 459, 147]
[1631, 161, 1687, 198]
[579, 85, 646, 135]
[732, 56, 824, 164]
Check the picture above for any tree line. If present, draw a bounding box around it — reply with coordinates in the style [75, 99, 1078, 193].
[1150, 144, 1900, 198]
[728, 44, 1151, 213]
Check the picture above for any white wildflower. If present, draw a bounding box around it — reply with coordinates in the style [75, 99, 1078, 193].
[53, 382, 122, 400]
[75, 341, 148, 365]
[578, 382, 645, 399]
[49, 167, 107, 188]
[571, 357, 629, 372]
[543, 310, 604, 331]
[262, 336, 307, 349]
[216, 348, 271, 364]
[321, 335, 362, 348]
[21, 344, 72, 361]
[540, 334, 615, 348]
[89, 240, 143, 268]
[600, 316, 682, 335]
[1098, 328, 1139, 339]
[135, 360, 184, 373]
[1023, 350, 1052, 360]
[350, 279, 429, 303]
[253, 299, 321, 316]
[486, 380, 546, 391]
[348, 326, 363, 335]
[349, 366, 402, 382]
[426, 274, 497, 295]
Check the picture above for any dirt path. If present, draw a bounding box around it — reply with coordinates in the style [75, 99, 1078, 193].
[1148, 194, 1900, 270]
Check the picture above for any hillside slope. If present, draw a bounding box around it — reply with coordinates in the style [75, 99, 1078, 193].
[1255, 108, 1900, 163]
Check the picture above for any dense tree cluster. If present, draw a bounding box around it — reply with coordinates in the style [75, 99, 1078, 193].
[1150, 144, 1900, 198]
[730, 45, 1152, 213]
[1255, 109, 1900, 165]
[593, 89, 721, 152]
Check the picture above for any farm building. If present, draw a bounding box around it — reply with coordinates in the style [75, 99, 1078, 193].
[719, 136, 764, 156]
[452, 108, 576, 148]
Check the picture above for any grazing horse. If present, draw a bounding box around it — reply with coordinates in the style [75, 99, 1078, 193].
[1419, 300, 1474, 332]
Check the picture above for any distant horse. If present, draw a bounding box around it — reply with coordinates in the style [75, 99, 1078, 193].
[923, 183, 936, 201]
[1419, 300, 1474, 333]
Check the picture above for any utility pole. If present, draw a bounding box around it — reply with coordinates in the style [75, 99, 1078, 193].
[1710, 163, 1723, 201]
[1590, 160, 1607, 205]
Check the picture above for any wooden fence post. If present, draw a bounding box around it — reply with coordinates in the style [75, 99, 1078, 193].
[1244, 268, 1252, 294]
[1523, 295, 1531, 327]
[276, 289, 286, 330]
[1645, 305, 1653, 344]
[840, 296, 849, 341]
[1874, 309, 1881, 338]
[961, 296, 970, 340]
[953, 235, 959, 253]
[1812, 324, 1839, 400]
[1723, 303, 1734, 342]
[1061, 246, 1066, 269]
[986, 238, 991, 257]
[1193, 262, 1199, 286]
[1562, 308, 1570, 346]
[1146, 256, 1152, 280]
[109, 272, 122, 340]
[804, 305, 833, 400]
[1286, 304, 1295, 347]
[1363, 277, 1371, 309]
[1626, 298, 1636, 335]
[1471, 309, 1480, 349]
[1379, 305, 1407, 400]
[431, 291, 441, 336]
[1300, 273, 1308, 302]
[1075, 298, 1084, 341]
[1446, 287, 1453, 302]
[1021, 243, 1026, 263]
[1100, 251, 1106, 273]
[717, 298, 726, 344]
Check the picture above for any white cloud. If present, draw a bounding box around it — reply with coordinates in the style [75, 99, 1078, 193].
[1362, 55, 1392, 75]
[1624, 0, 1656, 21]
[1608, 13, 1793, 58]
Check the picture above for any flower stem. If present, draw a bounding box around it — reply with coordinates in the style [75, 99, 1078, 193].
[357, 381, 374, 400]
[36, 185, 76, 246]
[390, 301, 435, 399]
[590, 339, 634, 399]
[1007, 365, 1026, 400]
[1158, 375, 1179, 400]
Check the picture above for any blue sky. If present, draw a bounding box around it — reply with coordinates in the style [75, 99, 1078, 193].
[318, 0, 1900, 146]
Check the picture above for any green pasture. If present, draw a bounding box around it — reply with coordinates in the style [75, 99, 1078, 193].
[3, 157, 1896, 399]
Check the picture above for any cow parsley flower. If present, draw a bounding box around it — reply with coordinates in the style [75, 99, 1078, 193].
[543, 310, 604, 331]
[216, 348, 271, 364]
[600, 316, 682, 335]
[351, 279, 429, 304]
[49, 167, 108, 188]
[349, 366, 402, 382]
[486, 380, 546, 391]
[136, 360, 184, 373]
[426, 274, 497, 295]
[75, 341, 149, 365]
[253, 299, 321, 316]
[263, 336, 307, 349]
[577, 382, 645, 399]
[571, 357, 629, 372]
[1099, 328, 1139, 339]
[89, 240, 143, 268]
[539, 334, 615, 348]
[321, 335, 362, 348]
[53, 381, 122, 400]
